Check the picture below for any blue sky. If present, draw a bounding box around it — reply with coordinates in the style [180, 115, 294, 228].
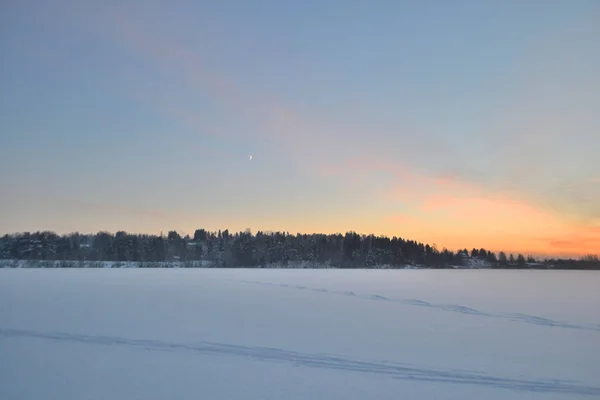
[1, 0, 599, 256]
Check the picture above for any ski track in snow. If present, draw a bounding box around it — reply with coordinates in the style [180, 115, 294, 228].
[1, 328, 599, 396]
[234, 280, 600, 332]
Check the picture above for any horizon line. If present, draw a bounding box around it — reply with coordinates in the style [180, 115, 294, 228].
[2, 228, 597, 261]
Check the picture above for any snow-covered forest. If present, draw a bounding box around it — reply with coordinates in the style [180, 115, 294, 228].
[1, 230, 598, 269]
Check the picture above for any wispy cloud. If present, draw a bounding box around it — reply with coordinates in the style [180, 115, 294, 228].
[44, 2, 599, 256]
[71, 3, 342, 167]
[446, 12, 600, 223]
[540, 224, 600, 256]
[316, 155, 599, 256]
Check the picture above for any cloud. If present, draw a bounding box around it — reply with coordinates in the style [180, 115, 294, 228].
[542, 224, 600, 255]
[450, 12, 600, 222]
[47, 2, 599, 256]
[69, 3, 346, 170]
[318, 155, 598, 256]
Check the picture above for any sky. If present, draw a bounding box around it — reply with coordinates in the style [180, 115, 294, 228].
[1, 0, 599, 257]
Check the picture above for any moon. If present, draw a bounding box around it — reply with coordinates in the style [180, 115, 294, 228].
[248, 154, 253, 160]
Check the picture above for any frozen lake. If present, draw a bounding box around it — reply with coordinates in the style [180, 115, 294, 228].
[1, 269, 599, 399]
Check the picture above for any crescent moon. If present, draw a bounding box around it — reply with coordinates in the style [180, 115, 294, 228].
[248, 154, 253, 160]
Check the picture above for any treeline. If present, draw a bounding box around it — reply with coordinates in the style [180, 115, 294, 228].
[0, 230, 599, 269]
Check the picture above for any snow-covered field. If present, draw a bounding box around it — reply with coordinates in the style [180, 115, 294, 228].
[1, 269, 599, 399]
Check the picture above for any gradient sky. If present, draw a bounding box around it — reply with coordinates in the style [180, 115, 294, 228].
[1, 1, 599, 257]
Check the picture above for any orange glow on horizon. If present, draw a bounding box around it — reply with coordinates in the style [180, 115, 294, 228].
[383, 193, 599, 257]
[315, 157, 600, 258]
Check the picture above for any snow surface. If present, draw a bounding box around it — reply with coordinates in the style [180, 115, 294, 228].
[1, 269, 599, 399]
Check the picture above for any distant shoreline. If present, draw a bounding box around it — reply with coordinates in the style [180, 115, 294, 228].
[1, 259, 599, 271]
[2, 230, 598, 270]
